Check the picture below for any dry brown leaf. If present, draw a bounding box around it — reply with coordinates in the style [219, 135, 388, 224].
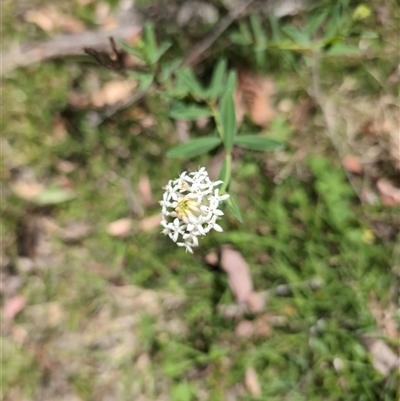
[138, 175, 154, 207]
[244, 367, 261, 396]
[55, 160, 77, 174]
[24, 6, 85, 34]
[362, 336, 399, 376]
[4, 295, 26, 320]
[254, 313, 273, 337]
[91, 80, 137, 108]
[376, 178, 400, 206]
[235, 320, 254, 338]
[246, 292, 265, 313]
[204, 250, 219, 266]
[11, 181, 44, 200]
[138, 215, 162, 232]
[343, 155, 363, 174]
[107, 218, 132, 237]
[220, 246, 253, 304]
[236, 69, 276, 127]
[60, 222, 93, 242]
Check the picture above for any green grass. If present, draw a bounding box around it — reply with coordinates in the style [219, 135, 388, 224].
[1, 0, 399, 400]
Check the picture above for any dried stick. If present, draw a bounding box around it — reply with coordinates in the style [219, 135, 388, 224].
[2, 20, 142, 76]
[182, 0, 257, 67]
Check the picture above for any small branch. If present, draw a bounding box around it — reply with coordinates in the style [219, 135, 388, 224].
[2, 18, 142, 76]
[182, 0, 256, 67]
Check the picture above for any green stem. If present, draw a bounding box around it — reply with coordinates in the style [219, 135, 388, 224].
[209, 102, 224, 142]
[220, 153, 232, 194]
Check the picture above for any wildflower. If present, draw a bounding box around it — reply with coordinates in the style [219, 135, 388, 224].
[160, 167, 229, 253]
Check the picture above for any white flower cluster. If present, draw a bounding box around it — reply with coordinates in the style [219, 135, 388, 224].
[160, 167, 229, 253]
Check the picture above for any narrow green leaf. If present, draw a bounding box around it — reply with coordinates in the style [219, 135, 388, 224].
[117, 40, 145, 61]
[226, 70, 237, 93]
[143, 23, 157, 64]
[166, 137, 221, 158]
[250, 15, 267, 48]
[239, 21, 253, 44]
[208, 58, 227, 99]
[304, 12, 328, 37]
[230, 32, 250, 45]
[327, 43, 361, 55]
[160, 58, 183, 82]
[175, 68, 205, 98]
[227, 195, 242, 222]
[219, 91, 236, 152]
[234, 135, 283, 151]
[152, 41, 172, 64]
[282, 26, 310, 46]
[269, 15, 281, 42]
[217, 159, 231, 191]
[169, 103, 212, 120]
[138, 73, 154, 90]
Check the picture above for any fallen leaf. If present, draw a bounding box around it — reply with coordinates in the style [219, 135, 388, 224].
[246, 292, 265, 313]
[236, 69, 276, 127]
[244, 367, 261, 396]
[138, 215, 162, 232]
[60, 221, 93, 242]
[107, 218, 132, 237]
[362, 336, 399, 376]
[24, 6, 85, 33]
[343, 155, 363, 174]
[235, 320, 254, 338]
[204, 250, 219, 266]
[254, 313, 273, 338]
[91, 80, 137, 108]
[219, 246, 253, 304]
[55, 160, 77, 173]
[376, 178, 400, 206]
[11, 181, 44, 200]
[138, 175, 154, 207]
[4, 296, 26, 320]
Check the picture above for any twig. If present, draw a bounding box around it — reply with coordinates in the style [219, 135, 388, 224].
[182, 0, 257, 66]
[2, 18, 142, 76]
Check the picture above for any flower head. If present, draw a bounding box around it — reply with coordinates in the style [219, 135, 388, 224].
[160, 167, 229, 253]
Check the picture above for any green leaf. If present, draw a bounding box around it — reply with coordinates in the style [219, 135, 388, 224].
[227, 195, 242, 222]
[269, 15, 281, 42]
[226, 70, 237, 93]
[143, 23, 157, 64]
[130, 72, 154, 90]
[207, 58, 227, 99]
[152, 41, 172, 64]
[160, 58, 183, 82]
[169, 103, 212, 120]
[282, 26, 310, 46]
[175, 68, 205, 98]
[117, 40, 145, 61]
[250, 15, 267, 48]
[234, 135, 283, 151]
[219, 91, 236, 152]
[217, 158, 231, 190]
[32, 187, 75, 206]
[304, 12, 328, 36]
[327, 43, 361, 55]
[230, 32, 250, 46]
[166, 137, 221, 158]
[239, 21, 253, 44]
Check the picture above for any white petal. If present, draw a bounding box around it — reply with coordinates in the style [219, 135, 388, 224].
[213, 223, 223, 232]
